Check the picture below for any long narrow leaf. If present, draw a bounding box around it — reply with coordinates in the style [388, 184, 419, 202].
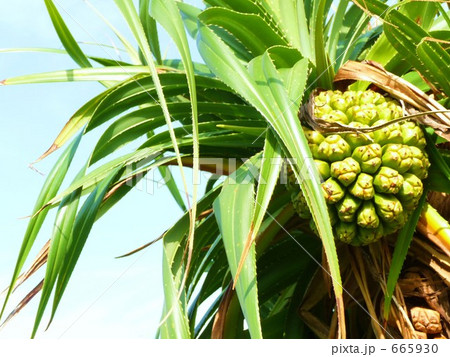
[1, 66, 149, 86]
[234, 130, 282, 284]
[198, 7, 287, 57]
[43, 0, 91, 68]
[0, 132, 83, 321]
[313, 0, 334, 89]
[85, 0, 141, 64]
[47, 167, 122, 330]
[140, 0, 162, 64]
[31, 164, 87, 335]
[279, 0, 312, 60]
[150, 0, 200, 300]
[160, 250, 191, 338]
[159, 188, 221, 338]
[213, 156, 262, 338]
[326, 0, 349, 63]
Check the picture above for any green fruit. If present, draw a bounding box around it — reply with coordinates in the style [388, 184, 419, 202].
[304, 127, 325, 158]
[321, 178, 345, 204]
[408, 146, 430, 179]
[318, 135, 352, 161]
[304, 127, 325, 145]
[352, 144, 382, 174]
[373, 120, 403, 146]
[314, 90, 333, 106]
[309, 143, 321, 158]
[348, 105, 378, 125]
[315, 160, 331, 180]
[373, 193, 403, 223]
[376, 106, 393, 121]
[346, 105, 361, 121]
[314, 103, 332, 118]
[383, 212, 407, 235]
[335, 222, 357, 244]
[359, 90, 385, 105]
[356, 201, 380, 229]
[388, 101, 404, 118]
[397, 173, 423, 211]
[330, 96, 349, 112]
[358, 225, 384, 245]
[336, 194, 362, 222]
[330, 157, 361, 186]
[342, 91, 358, 106]
[323, 110, 349, 124]
[381, 144, 412, 173]
[288, 90, 429, 246]
[373, 166, 404, 194]
[349, 173, 375, 200]
[291, 191, 311, 219]
[401, 121, 427, 149]
[344, 122, 373, 150]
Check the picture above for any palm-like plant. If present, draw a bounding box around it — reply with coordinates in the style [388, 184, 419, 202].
[1, 0, 450, 339]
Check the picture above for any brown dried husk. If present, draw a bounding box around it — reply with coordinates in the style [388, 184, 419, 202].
[300, 60, 450, 141]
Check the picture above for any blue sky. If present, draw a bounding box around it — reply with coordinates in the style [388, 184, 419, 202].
[0, 0, 205, 338]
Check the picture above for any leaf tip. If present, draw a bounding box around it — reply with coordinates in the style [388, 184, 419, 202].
[34, 143, 59, 164]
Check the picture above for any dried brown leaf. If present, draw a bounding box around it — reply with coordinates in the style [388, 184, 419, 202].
[410, 239, 450, 287]
[351, 248, 386, 338]
[1, 241, 49, 298]
[428, 192, 450, 222]
[300, 268, 328, 312]
[0, 280, 43, 330]
[404, 269, 450, 325]
[115, 235, 163, 259]
[211, 284, 234, 339]
[299, 310, 329, 338]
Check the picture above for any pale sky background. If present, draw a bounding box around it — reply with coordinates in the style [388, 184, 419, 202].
[0, 0, 206, 338]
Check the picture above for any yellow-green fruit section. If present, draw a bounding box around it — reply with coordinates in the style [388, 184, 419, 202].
[288, 90, 430, 246]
